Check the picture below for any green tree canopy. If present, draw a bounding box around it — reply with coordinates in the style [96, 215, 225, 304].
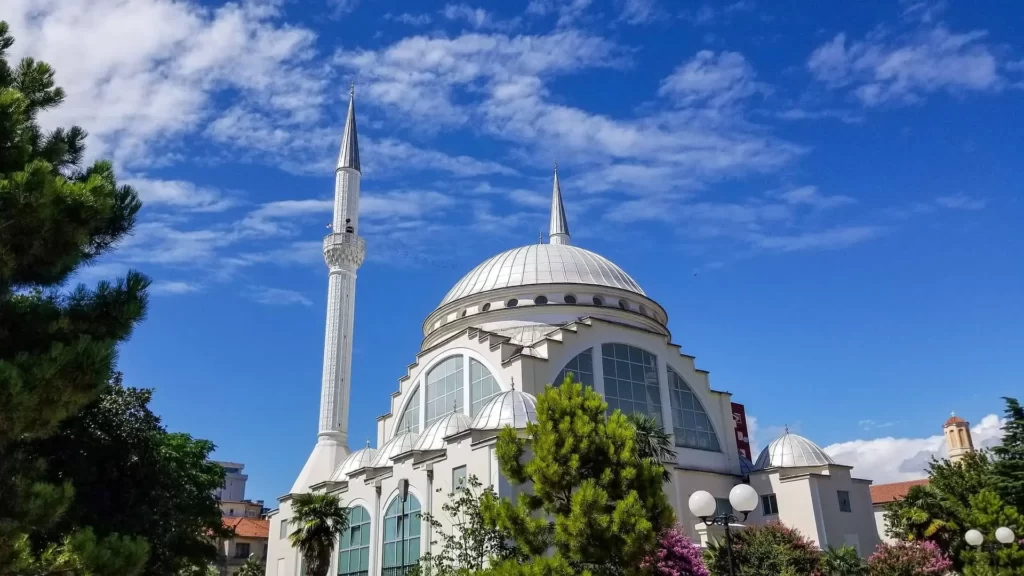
[991, 397, 1024, 513]
[485, 377, 674, 576]
[0, 20, 149, 574]
[25, 374, 228, 575]
[959, 489, 1024, 576]
[704, 523, 822, 576]
[289, 492, 349, 576]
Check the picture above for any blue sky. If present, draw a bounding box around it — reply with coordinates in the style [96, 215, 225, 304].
[8, 0, 1023, 503]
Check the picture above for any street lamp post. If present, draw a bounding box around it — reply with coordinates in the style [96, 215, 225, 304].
[689, 484, 759, 576]
[965, 526, 1016, 571]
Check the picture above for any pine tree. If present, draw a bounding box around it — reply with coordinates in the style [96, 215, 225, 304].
[959, 489, 1024, 576]
[991, 397, 1024, 513]
[485, 377, 674, 576]
[0, 20, 149, 573]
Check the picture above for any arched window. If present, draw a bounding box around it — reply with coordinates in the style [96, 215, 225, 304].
[666, 367, 722, 452]
[469, 359, 501, 416]
[338, 506, 370, 576]
[554, 348, 594, 388]
[395, 387, 420, 435]
[601, 343, 663, 423]
[382, 494, 421, 571]
[425, 356, 463, 427]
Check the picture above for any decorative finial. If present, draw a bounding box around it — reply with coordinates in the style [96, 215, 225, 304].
[951, 411, 956, 417]
[553, 159, 558, 172]
[784, 424, 790, 434]
[510, 377, 515, 390]
[350, 82, 355, 97]
[539, 230, 543, 244]
[365, 439, 370, 448]
[452, 399, 458, 414]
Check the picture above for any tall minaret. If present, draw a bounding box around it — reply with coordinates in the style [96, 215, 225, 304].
[549, 161, 570, 245]
[291, 86, 365, 492]
[944, 413, 975, 463]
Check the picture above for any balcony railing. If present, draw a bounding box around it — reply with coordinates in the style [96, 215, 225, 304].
[380, 566, 415, 576]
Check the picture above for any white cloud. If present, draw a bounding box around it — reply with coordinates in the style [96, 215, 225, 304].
[525, 0, 594, 27]
[935, 194, 987, 210]
[327, 0, 359, 18]
[659, 51, 763, 108]
[824, 414, 1005, 484]
[441, 4, 518, 31]
[619, 0, 663, 25]
[5, 0, 327, 169]
[151, 280, 202, 295]
[126, 177, 237, 212]
[751, 226, 882, 252]
[247, 286, 312, 306]
[808, 26, 1003, 106]
[385, 12, 433, 26]
[775, 186, 856, 210]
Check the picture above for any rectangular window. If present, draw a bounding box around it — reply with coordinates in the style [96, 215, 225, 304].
[235, 542, 251, 558]
[452, 465, 467, 489]
[761, 494, 779, 515]
[280, 519, 289, 539]
[838, 490, 852, 512]
[715, 498, 733, 517]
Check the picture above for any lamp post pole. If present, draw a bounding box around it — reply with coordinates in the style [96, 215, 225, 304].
[689, 484, 760, 576]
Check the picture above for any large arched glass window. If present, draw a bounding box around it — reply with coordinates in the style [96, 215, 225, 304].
[382, 494, 421, 571]
[469, 359, 500, 416]
[554, 348, 594, 388]
[425, 356, 463, 427]
[667, 367, 721, 452]
[601, 343, 663, 423]
[395, 387, 420, 435]
[338, 506, 370, 576]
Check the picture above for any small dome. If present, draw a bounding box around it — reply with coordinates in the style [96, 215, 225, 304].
[330, 447, 378, 481]
[470, 389, 539, 430]
[440, 244, 645, 307]
[945, 415, 967, 427]
[413, 411, 473, 451]
[370, 432, 418, 467]
[753, 432, 835, 470]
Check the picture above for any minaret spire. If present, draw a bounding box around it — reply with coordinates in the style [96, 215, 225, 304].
[292, 85, 366, 492]
[549, 160, 570, 245]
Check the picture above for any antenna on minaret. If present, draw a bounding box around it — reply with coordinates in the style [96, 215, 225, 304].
[538, 231, 543, 244]
[549, 160, 570, 245]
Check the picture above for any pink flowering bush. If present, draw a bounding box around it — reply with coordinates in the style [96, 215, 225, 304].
[867, 540, 952, 576]
[641, 525, 709, 576]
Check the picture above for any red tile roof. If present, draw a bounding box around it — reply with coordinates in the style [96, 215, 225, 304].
[871, 479, 929, 504]
[945, 415, 967, 426]
[223, 517, 269, 539]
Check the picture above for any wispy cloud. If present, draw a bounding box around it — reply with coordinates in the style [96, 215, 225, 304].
[127, 177, 237, 212]
[858, 419, 898, 431]
[151, 280, 202, 295]
[618, 0, 664, 25]
[659, 50, 764, 109]
[385, 12, 433, 26]
[440, 4, 519, 31]
[247, 286, 313, 306]
[808, 25, 1004, 106]
[774, 185, 856, 210]
[934, 194, 987, 210]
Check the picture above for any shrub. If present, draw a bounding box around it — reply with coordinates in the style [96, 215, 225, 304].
[867, 541, 952, 576]
[642, 525, 709, 576]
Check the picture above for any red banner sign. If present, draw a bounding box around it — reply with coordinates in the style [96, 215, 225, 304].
[731, 402, 752, 461]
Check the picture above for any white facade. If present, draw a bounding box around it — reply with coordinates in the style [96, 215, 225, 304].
[266, 94, 883, 576]
[214, 461, 248, 502]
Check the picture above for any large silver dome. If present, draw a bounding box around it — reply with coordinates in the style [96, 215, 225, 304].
[440, 244, 644, 306]
[470, 389, 539, 430]
[330, 447, 378, 481]
[413, 411, 472, 451]
[753, 432, 835, 470]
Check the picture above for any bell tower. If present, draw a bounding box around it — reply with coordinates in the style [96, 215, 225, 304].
[944, 413, 974, 463]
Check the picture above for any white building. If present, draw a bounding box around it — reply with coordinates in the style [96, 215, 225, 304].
[266, 90, 881, 576]
[214, 461, 248, 502]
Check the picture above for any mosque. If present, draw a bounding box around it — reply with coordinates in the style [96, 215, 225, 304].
[264, 91, 884, 576]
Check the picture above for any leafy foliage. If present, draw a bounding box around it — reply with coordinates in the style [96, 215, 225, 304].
[289, 492, 350, 576]
[866, 541, 952, 576]
[236, 554, 267, 576]
[625, 412, 677, 481]
[0, 20, 149, 574]
[822, 545, 866, 576]
[416, 475, 519, 575]
[641, 525, 708, 576]
[885, 449, 993, 568]
[959, 488, 1024, 576]
[703, 523, 822, 576]
[991, 397, 1024, 514]
[484, 376, 674, 576]
[25, 375, 228, 575]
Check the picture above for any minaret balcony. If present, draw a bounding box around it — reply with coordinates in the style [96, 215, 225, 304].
[323, 232, 366, 270]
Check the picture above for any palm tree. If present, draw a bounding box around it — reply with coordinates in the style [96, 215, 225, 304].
[625, 412, 676, 480]
[289, 492, 349, 576]
[822, 545, 866, 576]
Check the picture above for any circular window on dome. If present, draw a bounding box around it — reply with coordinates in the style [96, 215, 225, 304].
[460, 309, 468, 318]
[535, 295, 548, 305]
[564, 294, 577, 304]
[481, 303, 491, 312]
[506, 298, 519, 307]
[639, 304, 648, 316]
[592, 296, 604, 306]
[618, 299, 629, 310]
